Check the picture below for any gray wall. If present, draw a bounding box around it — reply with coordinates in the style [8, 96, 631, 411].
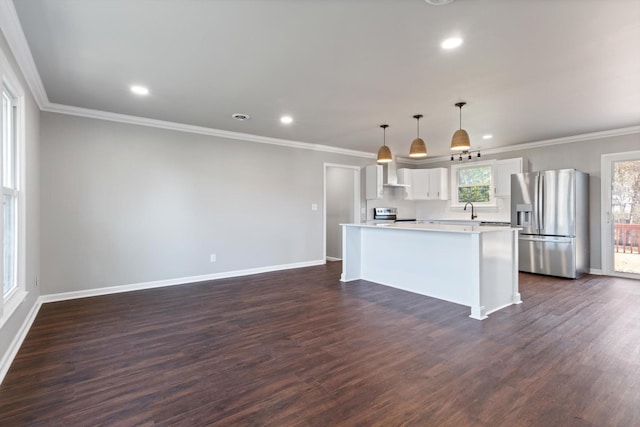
[40, 112, 371, 294]
[326, 166, 356, 259]
[419, 132, 640, 270]
[0, 29, 40, 368]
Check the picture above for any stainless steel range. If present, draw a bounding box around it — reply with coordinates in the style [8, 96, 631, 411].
[372, 207, 416, 224]
[373, 207, 397, 222]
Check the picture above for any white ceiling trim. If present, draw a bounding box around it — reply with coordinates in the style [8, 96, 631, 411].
[399, 125, 640, 165]
[43, 102, 377, 159]
[0, 0, 48, 109]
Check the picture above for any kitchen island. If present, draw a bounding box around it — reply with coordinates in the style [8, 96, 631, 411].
[341, 223, 521, 320]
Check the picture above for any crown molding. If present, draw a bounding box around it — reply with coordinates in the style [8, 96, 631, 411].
[43, 102, 377, 159]
[399, 125, 640, 165]
[0, 0, 48, 108]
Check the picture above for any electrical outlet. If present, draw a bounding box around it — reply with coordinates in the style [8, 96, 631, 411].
[210, 254, 216, 263]
[311, 204, 318, 211]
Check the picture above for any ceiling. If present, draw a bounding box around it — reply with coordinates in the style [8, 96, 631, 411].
[10, 0, 640, 159]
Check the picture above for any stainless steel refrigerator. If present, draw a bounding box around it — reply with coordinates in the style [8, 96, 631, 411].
[511, 169, 589, 278]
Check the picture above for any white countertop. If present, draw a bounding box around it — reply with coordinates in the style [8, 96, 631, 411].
[343, 222, 519, 234]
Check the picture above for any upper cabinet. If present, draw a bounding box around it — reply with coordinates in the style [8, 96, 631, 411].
[404, 167, 449, 201]
[365, 164, 383, 199]
[412, 169, 430, 200]
[428, 168, 449, 200]
[494, 158, 525, 197]
[397, 168, 414, 200]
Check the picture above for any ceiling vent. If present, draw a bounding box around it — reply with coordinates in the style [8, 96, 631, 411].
[232, 113, 250, 121]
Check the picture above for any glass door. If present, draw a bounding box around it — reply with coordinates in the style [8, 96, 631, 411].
[602, 151, 640, 278]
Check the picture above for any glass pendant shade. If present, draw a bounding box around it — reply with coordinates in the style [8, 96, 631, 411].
[409, 137, 427, 158]
[450, 129, 470, 151]
[377, 145, 393, 163]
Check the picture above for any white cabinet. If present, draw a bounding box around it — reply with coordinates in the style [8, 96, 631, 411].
[494, 158, 524, 197]
[412, 168, 448, 200]
[365, 164, 383, 199]
[397, 168, 414, 200]
[428, 168, 449, 200]
[370, 166, 449, 201]
[411, 169, 429, 200]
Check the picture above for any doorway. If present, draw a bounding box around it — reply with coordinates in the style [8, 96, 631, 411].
[324, 164, 360, 261]
[602, 151, 640, 279]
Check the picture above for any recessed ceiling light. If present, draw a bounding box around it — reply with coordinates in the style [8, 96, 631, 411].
[482, 134, 493, 139]
[130, 85, 149, 95]
[232, 113, 250, 121]
[280, 115, 293, 124]
[441, 37, 463, 49]
[425, 0, 455, 5]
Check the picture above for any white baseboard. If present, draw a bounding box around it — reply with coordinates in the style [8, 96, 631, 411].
[326, 256, 342, 262]
[40, 259, 326, 303]
[589, 268, 603, 275]
[0, 298, 42, 386]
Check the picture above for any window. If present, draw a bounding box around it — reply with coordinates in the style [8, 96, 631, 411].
[2, 85, 19, 300]
[450, 161, 495, 207]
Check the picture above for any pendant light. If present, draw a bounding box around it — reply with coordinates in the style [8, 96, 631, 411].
[409, 114, 427, 158]
[450, 101, 471, 151]
[377, 124, 392, 163]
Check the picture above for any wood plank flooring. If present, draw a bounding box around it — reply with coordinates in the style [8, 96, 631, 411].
[1, 262, 639, 426]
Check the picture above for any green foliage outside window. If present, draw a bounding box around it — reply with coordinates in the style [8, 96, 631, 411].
[457, 166, 492, 203]
[458, 186, 491, 203]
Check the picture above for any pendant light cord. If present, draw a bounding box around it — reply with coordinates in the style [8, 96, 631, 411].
[381, 124, 389, 146]
[416, 117, 420, 137]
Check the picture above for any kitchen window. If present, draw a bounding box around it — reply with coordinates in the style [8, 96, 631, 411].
[450, 161, 495, 207]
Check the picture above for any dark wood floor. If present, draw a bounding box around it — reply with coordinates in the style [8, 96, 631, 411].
[1, 262, 639, 426]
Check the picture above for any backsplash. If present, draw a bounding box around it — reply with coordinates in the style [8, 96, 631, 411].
[365, 188, 417, 220]
[365, 190, 511, 223]
[415, 198, 511, 222]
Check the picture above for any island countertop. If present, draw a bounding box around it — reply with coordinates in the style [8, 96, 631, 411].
[343, 223, 519, 234]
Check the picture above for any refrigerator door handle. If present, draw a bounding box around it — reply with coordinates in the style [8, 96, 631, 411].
[533, 174, 539, 233]
[519, 235, 572, 243]
[539, 174, 544, 232]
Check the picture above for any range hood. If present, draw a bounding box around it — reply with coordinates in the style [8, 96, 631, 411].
[383, 160, 410, 187]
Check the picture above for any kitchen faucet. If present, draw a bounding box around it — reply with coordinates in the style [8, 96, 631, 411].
[464, 202, 477, 220]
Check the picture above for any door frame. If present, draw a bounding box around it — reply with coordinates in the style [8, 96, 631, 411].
[601, 150, 640, 279]
[323, 163, 361, 262]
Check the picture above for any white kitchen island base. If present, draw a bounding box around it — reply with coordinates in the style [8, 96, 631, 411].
[341, 224, 521, 320]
